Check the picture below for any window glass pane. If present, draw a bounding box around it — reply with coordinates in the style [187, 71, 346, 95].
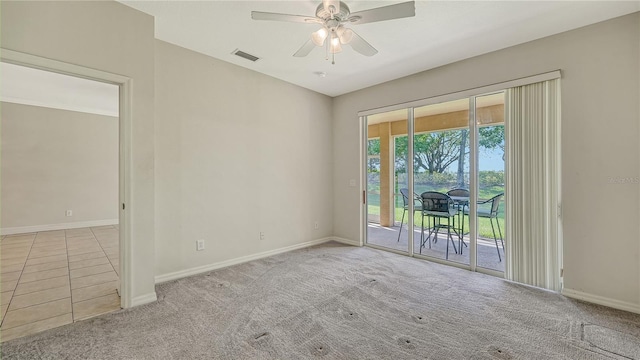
[476, 92, 506, 273]
[366, 110, 409, 253]
[367, 139, 380, 223]
[413, 99, 470, 265]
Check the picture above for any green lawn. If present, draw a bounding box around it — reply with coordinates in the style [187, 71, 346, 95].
[367, 186, 505, 239]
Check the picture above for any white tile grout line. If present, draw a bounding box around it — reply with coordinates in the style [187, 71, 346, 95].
[10, 277, 114, 297]
[0, 284, 118, 316]
[87, 225, 121, 308]
[0, 316, 73, 340]
[89, 226, 120, 282]
[0, 299, 72, 331]
[8, 277, 69, 297]
[69, 297, 121, 325]
[1, 233, 37, 329]
[69, 268, 115, 280]
[22, 263, 68, 275]
[88, 226, 121, 299]
[63, 228, 75, 322]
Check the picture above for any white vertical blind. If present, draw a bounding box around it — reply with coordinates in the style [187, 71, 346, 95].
[504, 79, 562, 291]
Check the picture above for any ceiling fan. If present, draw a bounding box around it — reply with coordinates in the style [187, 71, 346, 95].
[251, 1, 415, 64]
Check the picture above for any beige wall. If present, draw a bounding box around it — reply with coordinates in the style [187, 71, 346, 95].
[1, 1, 156, 301]
[154, 41, 333, 277]
[333, 14, 640, 308]
[1, 103, 118, 230]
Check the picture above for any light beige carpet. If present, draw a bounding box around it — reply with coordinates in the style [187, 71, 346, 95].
[2, 242, 639, 359]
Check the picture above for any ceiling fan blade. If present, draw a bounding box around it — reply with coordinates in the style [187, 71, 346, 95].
[348, 30, 378, 56]
[293, 39, 317, 57]
[348, 1, 415, 25]
[251, 11, 320, 24]
[323, 0, 341, 17]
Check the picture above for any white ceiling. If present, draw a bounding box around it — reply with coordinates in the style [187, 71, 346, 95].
[124, 1, 637, 97]
[0, 62, 119, 117]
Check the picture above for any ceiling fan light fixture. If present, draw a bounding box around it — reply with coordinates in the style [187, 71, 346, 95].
[330, 36, 342, 53]
[312, 27, 328, 46]
[337, 26, 353, 44]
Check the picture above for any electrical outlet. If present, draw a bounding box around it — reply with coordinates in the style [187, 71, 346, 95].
[314, 221, 319, 230]
[65, 210, 73, 217]
[196, 239, 205, 251]
[349, 179, 356, 187]
[259, 232, 265, 240]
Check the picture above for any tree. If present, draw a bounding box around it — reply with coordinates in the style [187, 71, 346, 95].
[395, 131, 468, 174]
[367, 139, 381, 173]
[456, 130, 468, 187]
[367, 138, 380, 156]
[383, 125, 504, 181]
[479, 125, 505, 159]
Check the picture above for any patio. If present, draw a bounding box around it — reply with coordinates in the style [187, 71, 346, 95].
[367, 222, 505, 272]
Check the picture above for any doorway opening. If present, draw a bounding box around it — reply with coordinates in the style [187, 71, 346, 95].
[0, 61, 122, 341]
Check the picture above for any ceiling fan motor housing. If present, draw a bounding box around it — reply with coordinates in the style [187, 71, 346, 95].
[316, 1, 351, 21]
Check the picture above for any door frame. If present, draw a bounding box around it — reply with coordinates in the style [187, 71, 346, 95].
[1, 48, 134, 308]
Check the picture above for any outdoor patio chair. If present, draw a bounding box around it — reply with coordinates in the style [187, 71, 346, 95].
[447, 188, 470, 252]
[420, 191, 459, 259]
[397, 188, 423, 242]
[464, 193, 504, 261]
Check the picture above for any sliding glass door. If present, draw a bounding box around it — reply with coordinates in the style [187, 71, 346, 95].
[363, 91, 508, 276]
[365, 109, 410, 253]
[412, 99, 470, 265]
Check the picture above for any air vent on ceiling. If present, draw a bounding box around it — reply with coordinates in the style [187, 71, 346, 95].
[232, 49, 260, 62]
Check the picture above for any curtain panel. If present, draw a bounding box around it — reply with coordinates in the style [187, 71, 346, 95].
[504, 79, 562, 291]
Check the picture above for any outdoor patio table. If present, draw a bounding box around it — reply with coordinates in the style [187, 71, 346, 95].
[449, 195, 469, 252]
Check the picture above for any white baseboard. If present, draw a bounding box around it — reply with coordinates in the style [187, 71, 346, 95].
[1, 219, 119, 235]
[155, 237, 337, 284]
[130, 292, 158, 307]
[562, 288, 640, 314]
[331, 236, 361, 247]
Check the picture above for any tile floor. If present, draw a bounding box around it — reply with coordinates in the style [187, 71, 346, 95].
[0, 226, 120, 342]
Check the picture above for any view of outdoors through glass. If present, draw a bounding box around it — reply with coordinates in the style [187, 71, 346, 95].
[366, 93, 505, 273]
[367, 109, 409, 253]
